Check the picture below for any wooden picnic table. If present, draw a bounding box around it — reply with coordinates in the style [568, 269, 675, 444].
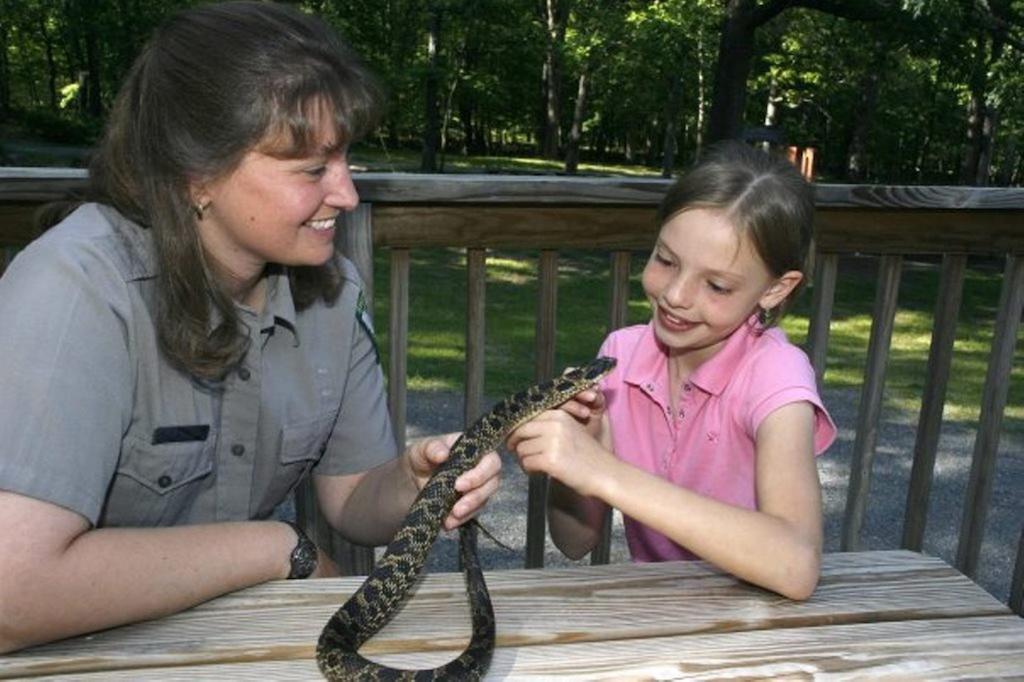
[3, 550, 1023, 680]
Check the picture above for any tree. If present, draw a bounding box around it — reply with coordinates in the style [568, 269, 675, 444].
[540, 0, 569, 159]
[706, 0, 895, 144]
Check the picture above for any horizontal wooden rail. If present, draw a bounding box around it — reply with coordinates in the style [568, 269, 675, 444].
[2, 168, 1022, 608]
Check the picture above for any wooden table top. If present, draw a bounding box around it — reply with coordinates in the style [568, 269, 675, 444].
[3, 550, 1023, 680]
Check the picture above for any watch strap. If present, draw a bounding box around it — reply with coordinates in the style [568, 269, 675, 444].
[284, 521, 318, 580]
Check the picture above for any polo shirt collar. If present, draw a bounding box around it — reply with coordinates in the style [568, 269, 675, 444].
[688, 315, 761, 395]
[623, 316, 763, 397]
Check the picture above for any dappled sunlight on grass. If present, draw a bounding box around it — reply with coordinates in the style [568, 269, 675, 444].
[368, 249, 1023, 437]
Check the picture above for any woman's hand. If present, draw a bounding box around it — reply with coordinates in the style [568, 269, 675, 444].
[405, 433, 502, 530]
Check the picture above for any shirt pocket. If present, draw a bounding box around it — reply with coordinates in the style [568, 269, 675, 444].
[101, 435, 216, 527]
[268, 413, 337, 503]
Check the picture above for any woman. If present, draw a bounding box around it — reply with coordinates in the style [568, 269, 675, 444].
[0, 1, 499, 653]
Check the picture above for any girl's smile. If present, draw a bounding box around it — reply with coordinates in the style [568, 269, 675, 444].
[641, 207, 800, 373]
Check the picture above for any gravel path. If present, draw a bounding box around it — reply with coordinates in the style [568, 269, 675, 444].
[406, 386, 1023, 605]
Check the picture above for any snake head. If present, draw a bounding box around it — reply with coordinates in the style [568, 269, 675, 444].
[562, 356, 616, 384]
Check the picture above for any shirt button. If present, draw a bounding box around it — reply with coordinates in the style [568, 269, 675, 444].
[157, 475, 172, 488]
[238, 367, 251, 381]
[684, 383, 692, 392]
[231, 443, 246, 457]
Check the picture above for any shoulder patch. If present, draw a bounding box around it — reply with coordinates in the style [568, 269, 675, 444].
[355, 290, 381, 364]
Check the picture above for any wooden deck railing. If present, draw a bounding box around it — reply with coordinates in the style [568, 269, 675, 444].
[2, 168, 1022, 613]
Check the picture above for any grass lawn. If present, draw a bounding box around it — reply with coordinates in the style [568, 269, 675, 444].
[369, 248, 1024, 437]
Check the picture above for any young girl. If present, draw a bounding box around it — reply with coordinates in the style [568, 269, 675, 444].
[0, 2, 499, 653]
[509, 142, 836, 600]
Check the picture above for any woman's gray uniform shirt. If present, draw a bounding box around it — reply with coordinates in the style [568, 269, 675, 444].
[0, 203, 397, 527]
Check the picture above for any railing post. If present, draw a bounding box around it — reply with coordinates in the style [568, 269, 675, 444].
[956, 254, 1024, 578]
[1011, 525, 1024, 617]
[526, 250, 559, 569]
[806, 252, 838, 383]
[841, 254, 902, 551]
[589, 250, 632, 566]
[464, 248, 487, 426]
[388, 248, 411, 448]
[902, 254, 966, 551]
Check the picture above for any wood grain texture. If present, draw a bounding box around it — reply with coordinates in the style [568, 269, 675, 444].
[387, 248, 410, 447]
[956, 254, 1024, 577]
[3, 551, 1013, 679]
[463, 248, 487, 426]
[23, 616, 1024, 680]
[841, 255, 902, 551]
[4, 169, 1024, 209]
[526, 250, 559, 570]
[806, 251, 838, 383]
[902, 254, 966, 551]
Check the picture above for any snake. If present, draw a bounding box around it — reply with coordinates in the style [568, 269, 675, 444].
[316, 355, 617, 681]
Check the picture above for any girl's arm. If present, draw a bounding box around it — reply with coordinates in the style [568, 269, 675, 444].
[510, 401, 822, 599]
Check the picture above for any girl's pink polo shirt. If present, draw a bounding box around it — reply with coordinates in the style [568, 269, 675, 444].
[598, 318, 836, 562]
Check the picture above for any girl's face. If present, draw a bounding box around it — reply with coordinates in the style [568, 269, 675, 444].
[193, 123, 357, 291]
[641, 207, 801, 368]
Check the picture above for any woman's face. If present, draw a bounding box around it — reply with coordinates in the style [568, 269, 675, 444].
[641, 207, 799, 367]
[194, 124, 357, 288]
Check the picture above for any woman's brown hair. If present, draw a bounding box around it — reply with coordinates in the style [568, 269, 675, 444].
[86, 1, 382, 380]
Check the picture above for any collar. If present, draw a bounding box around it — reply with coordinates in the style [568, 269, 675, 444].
[623, 315, 765, 397]
[239, 266, 299, 340]
[96, 204, 300, 341]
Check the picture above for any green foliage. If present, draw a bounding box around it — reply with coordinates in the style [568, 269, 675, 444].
[1, 0, 1022, 184]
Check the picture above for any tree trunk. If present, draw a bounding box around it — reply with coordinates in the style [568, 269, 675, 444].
[421, 4, 442, 172]
[0, 20, 10, 117]
[661, 74, 684, 177]
[80, 1, 103, 117]
[959, 42, 987, 185]
[995, 137, 1018, 186]
[564, 69, 590, 174]
[707, 8, 756, 143]
[541, 0, 569, 159]
[845, 40, 886, 182]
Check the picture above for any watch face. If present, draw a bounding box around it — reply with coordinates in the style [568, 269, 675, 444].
[288, 526, 318, 580]
[292, 542, 318, 579]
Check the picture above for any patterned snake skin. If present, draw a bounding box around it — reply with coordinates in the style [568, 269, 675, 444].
[316, 356, 617, 681]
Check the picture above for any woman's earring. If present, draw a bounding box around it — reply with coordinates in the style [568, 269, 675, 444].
[193, 200, 210, 220]
[758, 305, 773, 327]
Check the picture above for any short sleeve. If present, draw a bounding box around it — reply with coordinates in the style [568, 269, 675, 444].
[0, 235, 133, 523]
[314, 270, 396, 475]
[744, 339, 837, 456]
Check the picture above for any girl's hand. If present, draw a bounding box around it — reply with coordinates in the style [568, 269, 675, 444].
[557, 386, 606, 440]
[405, 433, 502, 530]
[507, 409, 614, 498]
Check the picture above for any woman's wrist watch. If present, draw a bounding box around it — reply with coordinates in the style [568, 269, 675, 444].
[284, 521, 318, 579]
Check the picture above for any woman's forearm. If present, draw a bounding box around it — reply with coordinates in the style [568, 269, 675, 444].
[0, 520, 295, 653]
